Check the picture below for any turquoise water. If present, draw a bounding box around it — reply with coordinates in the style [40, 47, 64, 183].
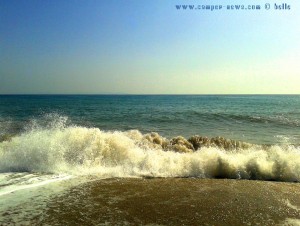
[1, 95, 300, 145]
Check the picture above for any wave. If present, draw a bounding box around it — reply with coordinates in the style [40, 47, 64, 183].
[0, 116, 300, 182]
[189, 111, 300, 127]
[236, 114, 300, 127]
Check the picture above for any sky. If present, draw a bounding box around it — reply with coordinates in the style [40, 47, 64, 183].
[0, 0, 299, 94]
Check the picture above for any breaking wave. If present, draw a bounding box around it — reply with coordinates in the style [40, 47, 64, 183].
[0, 115, 300, 182]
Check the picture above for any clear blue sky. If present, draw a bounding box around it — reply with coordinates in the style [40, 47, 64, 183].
[1, 0, 299, 94]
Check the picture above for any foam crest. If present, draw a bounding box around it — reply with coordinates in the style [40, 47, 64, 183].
[0, 124, 300, 182]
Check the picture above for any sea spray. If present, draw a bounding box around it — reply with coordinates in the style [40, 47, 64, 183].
[1, 123, 300, 182]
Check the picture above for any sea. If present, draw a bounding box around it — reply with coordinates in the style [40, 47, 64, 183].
[1, 94, 300, 225]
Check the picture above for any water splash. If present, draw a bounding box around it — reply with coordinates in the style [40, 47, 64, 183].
[0, 117, 300, 182]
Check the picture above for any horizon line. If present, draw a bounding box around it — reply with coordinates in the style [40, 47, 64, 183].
[0, 93, 300, 96]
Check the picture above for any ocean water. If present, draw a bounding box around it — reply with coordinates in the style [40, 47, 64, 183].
[1, 95, 300, 144]
[1, 95, 300, 224]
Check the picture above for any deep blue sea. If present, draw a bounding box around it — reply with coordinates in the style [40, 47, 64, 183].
[1, 95, 300, 145]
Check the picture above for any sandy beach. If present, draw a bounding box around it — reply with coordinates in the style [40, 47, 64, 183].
[28, 178, 300, 225]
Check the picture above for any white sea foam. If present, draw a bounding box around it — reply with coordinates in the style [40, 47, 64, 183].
[283, 218, 300, 226]
[284, 199, 300, 212]
[1, 121, 300, 182]
[0, 173, 73, 196]
[0, 173, 87, 225]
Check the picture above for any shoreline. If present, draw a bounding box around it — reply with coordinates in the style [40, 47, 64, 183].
[33, 178, 300, 225]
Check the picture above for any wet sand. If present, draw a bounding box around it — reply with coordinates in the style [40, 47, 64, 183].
[28, 178, 300, 225]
